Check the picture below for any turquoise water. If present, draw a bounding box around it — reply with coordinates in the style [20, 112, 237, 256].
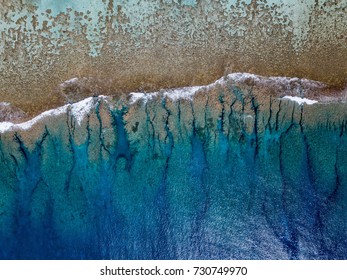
[0, 80, 346, 259]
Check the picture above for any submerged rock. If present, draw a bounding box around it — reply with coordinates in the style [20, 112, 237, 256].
[0, 102, 26, 122]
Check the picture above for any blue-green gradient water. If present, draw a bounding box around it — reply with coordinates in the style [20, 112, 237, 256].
[0, 76, 346, 259]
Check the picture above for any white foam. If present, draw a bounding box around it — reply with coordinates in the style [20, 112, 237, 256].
[129, 92, 158, 104]
[0, 122, 14, 133]
[0, 102, 11, 106]
[129, 75, 230, 104]
[282, 96, 318, 105]
[0, 96, 100, 133]
[227, 72, 261, 83]
[70, 97, 95, 125]
[128, 73, 326, 104]
[98, 95, 109, 100]
[163, 86, 205, 101]
[130, 86, 207, 104]
[0, 105, 69, 133]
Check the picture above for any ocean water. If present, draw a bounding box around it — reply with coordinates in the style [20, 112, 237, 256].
[0, 74, 346, 259]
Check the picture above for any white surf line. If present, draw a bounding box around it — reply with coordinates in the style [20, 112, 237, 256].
[0, 73, 325, 133]
[0, 96, 106, 133]
[0, 105, 69, 133]
[282, 96, 318, 105]
[129, 72, 326, 104]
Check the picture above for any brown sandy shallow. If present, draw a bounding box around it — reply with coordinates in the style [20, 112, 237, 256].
[1, 41, 346, 118]
[0, 1, 346, 116]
